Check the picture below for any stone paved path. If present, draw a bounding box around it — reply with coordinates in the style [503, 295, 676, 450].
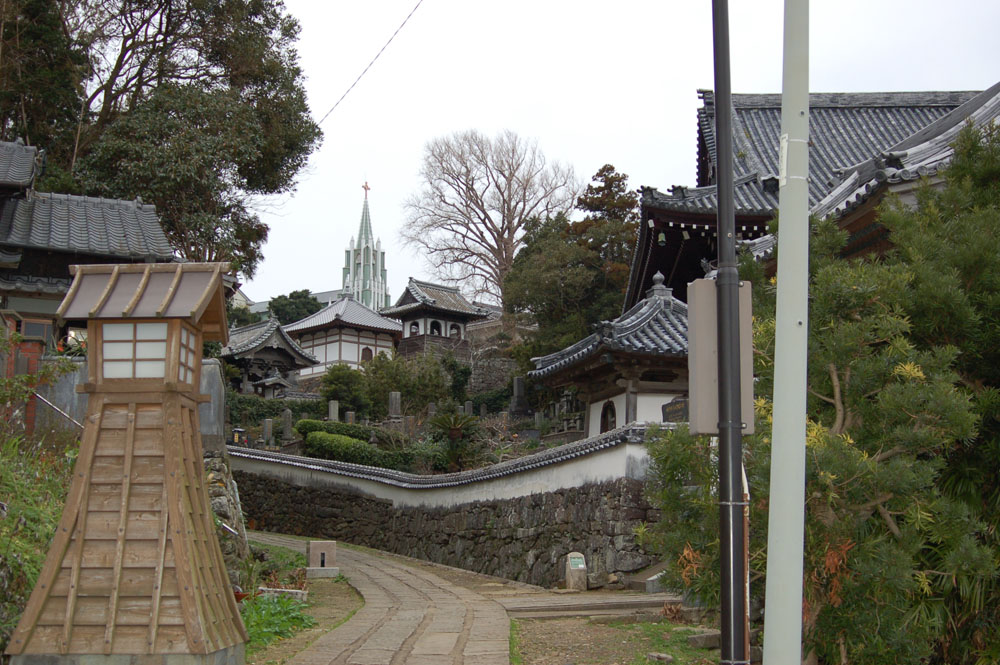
[251, 533, 509, 665]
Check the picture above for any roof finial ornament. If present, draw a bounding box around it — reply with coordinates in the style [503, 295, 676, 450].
[362, 181, 370, 199]
[646, 271, 672, 299]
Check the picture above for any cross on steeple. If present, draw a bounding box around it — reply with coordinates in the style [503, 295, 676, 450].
[362, 181, 370, 199]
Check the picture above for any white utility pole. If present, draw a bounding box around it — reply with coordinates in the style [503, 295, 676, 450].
[762, 0, 809, 663]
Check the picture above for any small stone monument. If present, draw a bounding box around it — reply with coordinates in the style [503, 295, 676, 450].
[509, 376, 529, 415]
[405, 415, 416, 436]
[535, 411, 544, 428]
[281, 408, 293, 441]
[263, 418, 274, 445]
[306, 541, 340, 578]
[565, 551, 587, 591]
[427, 402, 436, 418]
[388, 391, 402, 420]
[480, 403, 487, 417]
[465, 400, 474, 416]
[328, 399, 339, 421]
[345, 411, 355, 424]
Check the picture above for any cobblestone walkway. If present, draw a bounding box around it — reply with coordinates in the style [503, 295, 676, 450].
[251, 533, 509, 665]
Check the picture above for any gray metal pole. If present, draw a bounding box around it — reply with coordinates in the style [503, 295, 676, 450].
[762, 0, 809, 663]
[711, 0, 748, 662]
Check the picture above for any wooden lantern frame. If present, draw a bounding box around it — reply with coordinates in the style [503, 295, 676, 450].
[6, 262, 246, 665]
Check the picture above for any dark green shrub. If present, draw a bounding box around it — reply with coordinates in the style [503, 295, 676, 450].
[471, 385, 512, 414]
[303, 432, 413, 471]
[293, 419, 410, 448]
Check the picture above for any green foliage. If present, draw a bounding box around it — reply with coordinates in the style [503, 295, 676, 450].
[268, 289, 323, 325]
[645, 183, 997, 662]
[294, 419, 377, 443]
[320, 364, 370, 418]
[239, 594, 315, 650]
[440, 353, 472, 403]
[227, 300, 263, 328]
[361, 352, 450, 420]
[471, 385, 512, 414]
[505, 165, 638, 366]
[227, 391, 325, 428]
[302, 431, 413, 471]
[0, 435, 77, 653]
[427, 412, 480, 471]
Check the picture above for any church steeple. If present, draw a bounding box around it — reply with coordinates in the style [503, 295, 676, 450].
[342, 183, 391, 309]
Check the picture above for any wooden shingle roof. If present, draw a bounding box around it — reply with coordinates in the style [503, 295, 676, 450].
[57, 262, 230, 342]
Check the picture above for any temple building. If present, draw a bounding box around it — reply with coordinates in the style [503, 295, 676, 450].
[381, 278, 490, 361]
[341, 183, 390, 309]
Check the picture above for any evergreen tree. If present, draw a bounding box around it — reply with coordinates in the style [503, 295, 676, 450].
[644, 126, 1000, 662]
[267, 289, 322, 325]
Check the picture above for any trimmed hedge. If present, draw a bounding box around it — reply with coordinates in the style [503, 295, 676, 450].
[295, 419, 376, 442]
[303, 431, 414, 471]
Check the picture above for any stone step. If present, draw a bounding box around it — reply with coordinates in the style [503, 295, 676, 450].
[499, 592, 682, 618]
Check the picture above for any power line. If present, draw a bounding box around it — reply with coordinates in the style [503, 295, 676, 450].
[317, 0, 425, 125]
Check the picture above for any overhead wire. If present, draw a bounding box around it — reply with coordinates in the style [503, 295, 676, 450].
[316, 0, 426, 125]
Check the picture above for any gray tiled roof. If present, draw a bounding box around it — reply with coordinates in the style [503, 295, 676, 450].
[529, 273, 688, 379]
[222, 317, 318, 366]
[283, 295, 402, 335]
[0, 191, 175, 259]
[0, 140, 38, 188]
[229, 423, 648, 490]
[381, 278, 490, 319]
[813, 81, 1000, 220]
[0, 274, 71, 295]
[651, 89, 978, 216]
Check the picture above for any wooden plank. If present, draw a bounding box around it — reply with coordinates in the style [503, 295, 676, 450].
[55, 271, 84, 318]
[135, 406, 165, 430]
[95, 427, 163, 456]
[51, 567, 179, 597]
[41, 596, 184, 626]
[156, 268, 184, 317]
[83, 510, 163, 541]
[123, 264, 152, 316]
[165, 321, 180, 387]
[148, 482, 171, 652]
[7, 403, 103, 655]
[60, 465, 91, 654]
[88, 483, 163, 512]
[104, 405, 136, 653]
[189, 263, 223, 321]
[91, 455, 164, 484]
[69, 539, 174, 569]
[162, 391, 207, 653]
[89, 265, 120, 318]
[181, 405, 234, 648]
[26, 625, 189, 655]
[185, 405, 246, 643]
[99, 405, 130, 429]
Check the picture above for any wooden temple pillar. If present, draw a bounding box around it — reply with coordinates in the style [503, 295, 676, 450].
[6, 263, 246, 665]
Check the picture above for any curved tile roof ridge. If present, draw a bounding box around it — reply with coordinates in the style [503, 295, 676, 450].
[0, 139, 39, 187]
[228, 423, 648, 490]
[223, 317, 318, 365]
[283, 295, 402, 333]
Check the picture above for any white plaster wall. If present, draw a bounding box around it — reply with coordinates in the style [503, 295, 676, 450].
[587, 392, 626, 438]
[231, 440, 650, 509]
[637, 393, 681, 424]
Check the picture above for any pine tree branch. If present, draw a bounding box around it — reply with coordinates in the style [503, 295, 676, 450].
[877, 503, 902, 540]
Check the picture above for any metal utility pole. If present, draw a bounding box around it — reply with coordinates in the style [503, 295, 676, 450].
[710, 0, 748, 662]
[762, 0, 809, 663]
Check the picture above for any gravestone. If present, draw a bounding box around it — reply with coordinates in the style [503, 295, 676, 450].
[535, 412, 544, 428]
[480, 403, 487, 417]
[328, 399, 339, 421]
[405, 416, 416, 437]
[306, 540, 340, 578]
[345, 411, 355, 424]
[281, 408, 293, 441]
[427, 402, 436, 418]
[509, 376, 529, 415]
[389, 391, 402, 419]
[465, 400, 474, 416]
[565, 551, 587, 591]
[263, 418, 274, 445]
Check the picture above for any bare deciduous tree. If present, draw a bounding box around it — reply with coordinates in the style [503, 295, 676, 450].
[402, 129, 579, 305]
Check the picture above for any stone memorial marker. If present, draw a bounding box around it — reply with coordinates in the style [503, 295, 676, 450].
[389, 391, 402, 419]
[281, 408, 293, 441]
[328, 399, 339, 421]
[535, 411, 544, 428]
[263, 418, 274, 445]
[405, 415, 416, 436]
[345, 411, 355, 424]
[565, 551, 588, 591]
[306, 541, 340, 578]
[480, 403, 487, 417]
[427, 402, 436, 418]
[510, 376, 529, 415]
[465, 400, 474, 416]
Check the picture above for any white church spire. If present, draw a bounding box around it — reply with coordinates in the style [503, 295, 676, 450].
[342, 182, 391, 309]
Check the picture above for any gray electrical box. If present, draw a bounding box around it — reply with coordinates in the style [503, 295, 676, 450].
[687, 278, 754, 435]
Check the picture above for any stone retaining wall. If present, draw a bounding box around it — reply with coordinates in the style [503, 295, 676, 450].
[234, 470, 656, 587]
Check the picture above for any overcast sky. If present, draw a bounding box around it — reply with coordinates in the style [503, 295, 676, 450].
[240, 0, 1000, 305]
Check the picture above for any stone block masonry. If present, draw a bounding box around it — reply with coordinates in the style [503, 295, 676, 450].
[233, 470, 655, 587]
